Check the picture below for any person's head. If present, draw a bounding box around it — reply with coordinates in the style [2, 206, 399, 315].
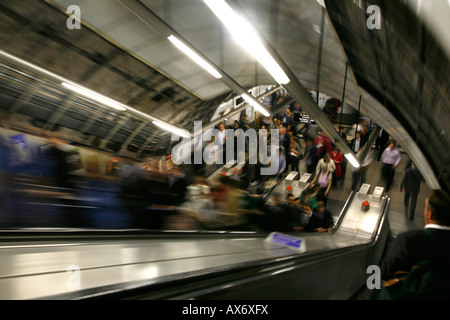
[286, 193, 295, 204]
[317, 201, 326, 212]
[389, 141, 396, 150]
[355, 132, 361, 140]
[280, 127, 286, 134]
[323, 153, 330, 162]
[272, 192, 284, 205]
[424, 190, 450, 226]
[285, 108, 291, 115]
[232, 166, 242, 176]
[233, 120, 240, 129]
[219, 123, 225, 131]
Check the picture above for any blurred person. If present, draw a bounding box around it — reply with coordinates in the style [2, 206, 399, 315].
[219, 178, 252, 229]
[282, 108, 292, 127]
[315, 132, 332, 159]
[168, 164, 188, 206]
[315, 153, 336, 176]
[230, 165, 249, 189]
[298, 185, 318, 209]
[339, 128, 349, 182]
[350, 131, 363, 153]
[76, 156, 130, 229]
[282, 195, 305, 231]
[279, 126, 290, 158]
[352, 120, 366, 137]
[376, 190, 450, 300]
[0, 132, 14, 225]
[321, 132, 333, 156]
[308, 166, 332, 206]
[304, 138, 318, 175]
[277, 147, 287, 178]
[270, 117, 278, 130]
[217, 122, 227, 163]
[281, 193, 304, 231]
[360, 125, 370, 146]
[314, 132, 324, 159]
[288, 137, 302, 173]
[261, 192, 294, 232]
[241, 115, 251, 131]
[211, 175, 232, 211]
[339, 127, 348, 145]
[381, 141, 402, 192]
[293, 205, 313, 231]
[307, 201, 334, 232]
[120, 163, 152, 227]
[351, 150, 373, 191]
[290, 102, 302, 114]
[375, 128, 390, 161]
[204, 136, 221, 176]
[322, 98, 340, 118]
[48, 136, 80, 190]
[276, 118, 283, 130]
[400, 161, 423, 220]
[329, 146, 343, 186]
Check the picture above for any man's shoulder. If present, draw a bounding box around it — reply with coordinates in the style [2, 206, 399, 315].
[396, 229, 427, 241]
[396, 228, 450, 247]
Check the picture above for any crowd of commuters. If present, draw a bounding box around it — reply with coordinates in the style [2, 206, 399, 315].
[0, 102, 438, 235]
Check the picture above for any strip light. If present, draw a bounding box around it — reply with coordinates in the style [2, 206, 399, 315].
[168, 35, 222, 79]
[345, 153, 361, 168]
[153, 121, 190, 138]
[0, 49, 191, 138]
[61, 82, 127, 111]
[242, 94, 270, 117]
[203, 0, 290, 85]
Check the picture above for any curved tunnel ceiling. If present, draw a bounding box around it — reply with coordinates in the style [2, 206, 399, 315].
[324, 0, 449, 192]
[0, 0, 448, 191]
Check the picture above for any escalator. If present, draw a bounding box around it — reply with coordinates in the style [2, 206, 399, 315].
[0, 187, 391, 300]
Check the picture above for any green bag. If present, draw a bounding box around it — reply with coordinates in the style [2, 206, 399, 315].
[375, 229, 447, 300]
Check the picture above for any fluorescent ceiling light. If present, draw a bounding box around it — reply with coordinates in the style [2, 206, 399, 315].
[316, 0, 326, 8]
[61, 82, 127, 111]
[153, 121, 190, 138]
[242, 94, 270, 117]
[203, 0, 290, 85]
[345, 153, 361, 168]
[0, 50, 190, 141]
[168, 35, 222, 79]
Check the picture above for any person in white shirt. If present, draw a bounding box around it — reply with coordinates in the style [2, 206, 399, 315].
[315, 153, 335, 176]
[381, 141, 402, 191]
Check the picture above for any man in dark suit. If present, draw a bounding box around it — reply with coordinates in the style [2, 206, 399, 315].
[375, 128, 390, 161]
[350, 131, 363, 153]
[304, 201, 333, 232]
[378, 190, 450, 299]
[400, 162, 423, 220]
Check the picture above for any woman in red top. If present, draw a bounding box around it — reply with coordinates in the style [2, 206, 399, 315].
[329, 146, 343, 186]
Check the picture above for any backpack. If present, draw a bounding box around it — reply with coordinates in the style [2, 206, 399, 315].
[375, 229, 449, 300]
